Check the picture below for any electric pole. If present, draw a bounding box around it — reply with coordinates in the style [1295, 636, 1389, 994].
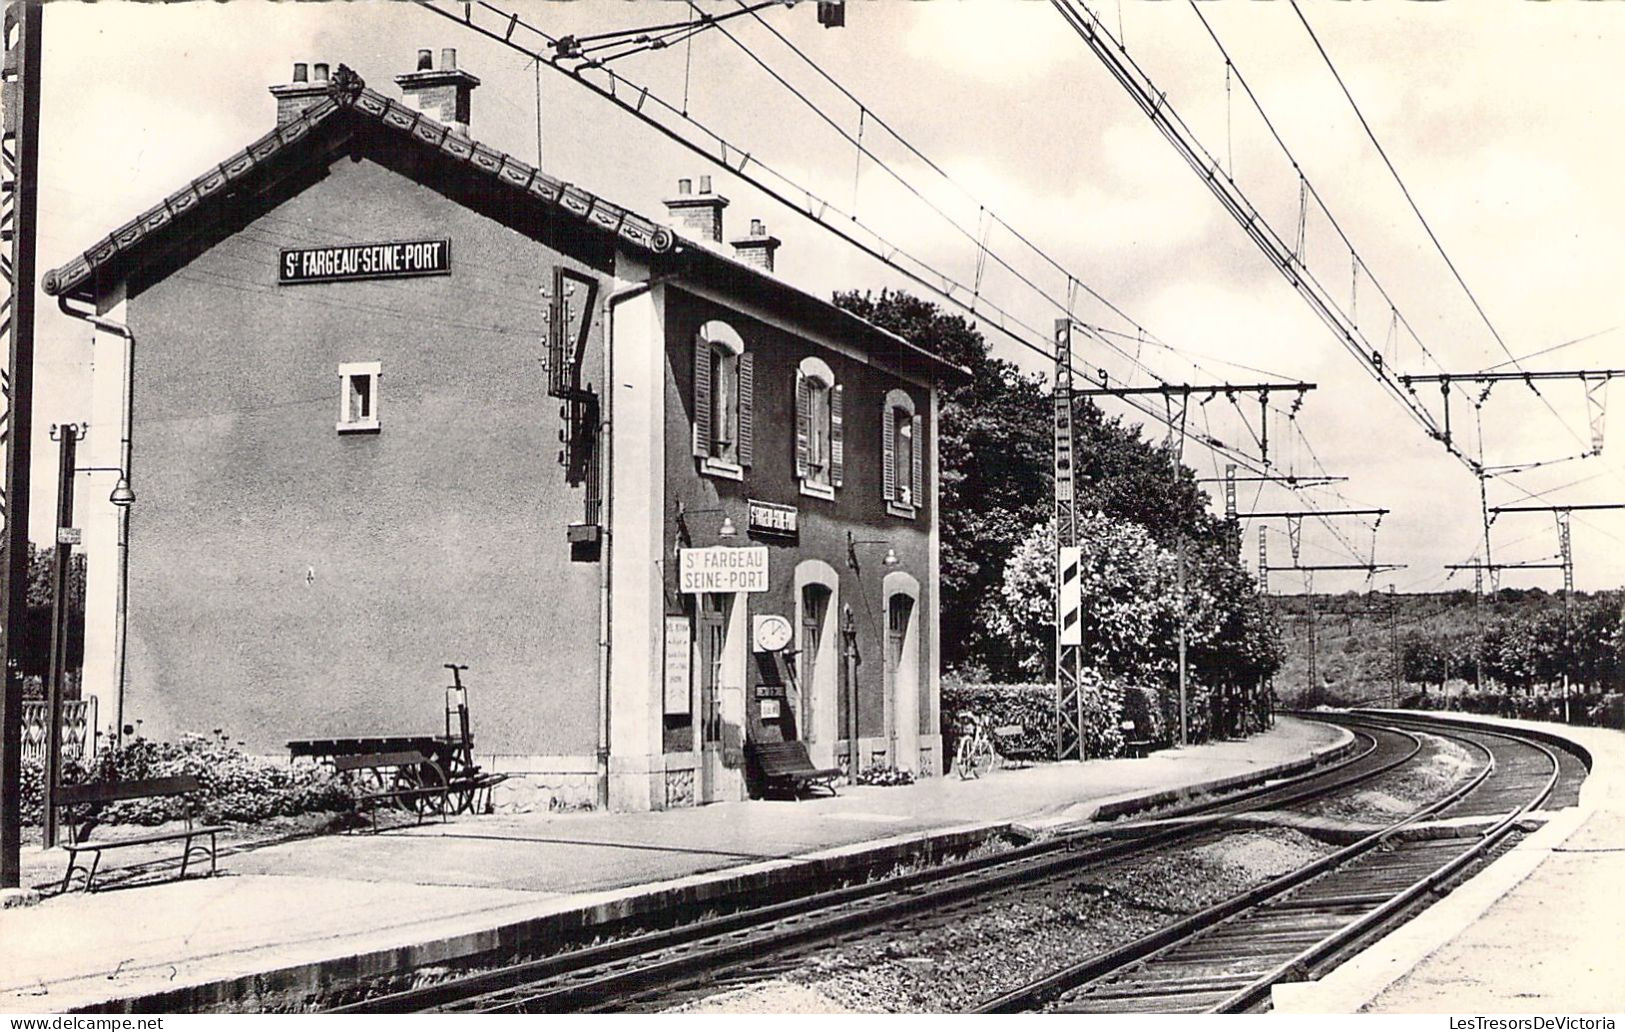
[1077, 381, 1317, 747]
[0, 0, 43, 891]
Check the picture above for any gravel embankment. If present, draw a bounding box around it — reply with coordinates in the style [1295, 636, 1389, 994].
[667, 827, 1333, 1014]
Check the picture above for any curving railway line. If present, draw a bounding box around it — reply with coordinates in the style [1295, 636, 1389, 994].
[325, 711, 1587, 1015]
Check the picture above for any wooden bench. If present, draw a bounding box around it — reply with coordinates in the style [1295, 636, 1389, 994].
[1120, 720, 1155, 758]
[992, 724, 1044, 766]
[53, 776, 226, 893]
[747, 741, 841, 799]
[333, 750, 450, 831]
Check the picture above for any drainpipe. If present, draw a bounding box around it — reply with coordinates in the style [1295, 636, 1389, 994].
[57, 296, 135, 749]
[598, 270, 674, 809]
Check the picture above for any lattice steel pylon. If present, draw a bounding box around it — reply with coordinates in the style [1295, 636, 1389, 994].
[0, 0, 42, 890]
[1053, 318, 1085, 761]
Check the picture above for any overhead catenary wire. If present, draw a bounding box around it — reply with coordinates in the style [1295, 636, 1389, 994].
[1287, 0, 1592, 456]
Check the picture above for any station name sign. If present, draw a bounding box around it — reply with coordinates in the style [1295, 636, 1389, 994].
[280, 239, 451, 285]
[679, 546, 769, 594]
[747, 499, 798, 538]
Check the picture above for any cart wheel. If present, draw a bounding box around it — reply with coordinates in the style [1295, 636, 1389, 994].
[393, 761, 448, 816]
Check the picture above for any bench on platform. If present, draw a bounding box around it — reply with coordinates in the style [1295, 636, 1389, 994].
[53, 776, 226, 893]
[1120, 720, 1155, 758]
[747, 740, 841, 799]
[332, 750, 451, 832]
[992, 724, 1045, 766]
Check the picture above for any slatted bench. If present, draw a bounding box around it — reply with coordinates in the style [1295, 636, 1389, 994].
[992, 724, 1045, 766]
[333, 750, 451, 831]
[747, 741, 841, 799]
[53, 775, 226, 893]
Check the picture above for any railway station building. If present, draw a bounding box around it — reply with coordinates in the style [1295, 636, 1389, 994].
[44, 52, 964, 812]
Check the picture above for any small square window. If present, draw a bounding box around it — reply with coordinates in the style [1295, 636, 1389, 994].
[337, 361, 381, 433]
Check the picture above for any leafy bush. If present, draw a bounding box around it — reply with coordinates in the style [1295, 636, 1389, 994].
[1120, 684, 1168, 744]
[855, 764, 916, 787]
[1407, 687, 1623, 729]
[31, 731, 355, 827]
[942, 674, 1127, 760]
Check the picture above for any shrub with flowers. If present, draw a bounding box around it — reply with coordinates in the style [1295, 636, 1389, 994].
[24, 729, 355, 827]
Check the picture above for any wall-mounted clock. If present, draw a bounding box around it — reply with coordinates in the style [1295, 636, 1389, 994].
[753, 613, 794, 653]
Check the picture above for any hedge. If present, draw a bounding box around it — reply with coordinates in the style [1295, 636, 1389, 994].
[941, 671, 1131, 764]
[20, 731, 356, 827]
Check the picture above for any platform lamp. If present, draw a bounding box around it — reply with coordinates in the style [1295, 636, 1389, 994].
[674, 501, 737, 550]
[74, 462, 134, 762]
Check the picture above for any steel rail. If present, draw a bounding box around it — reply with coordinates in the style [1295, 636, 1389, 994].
[435, 729, 1420, 1013]
[331, 722, 1418, 1013]
[976, 712, 1569, 1014]
[1211, 718, 1563, 1012]
[972, 712, 1494, 1013]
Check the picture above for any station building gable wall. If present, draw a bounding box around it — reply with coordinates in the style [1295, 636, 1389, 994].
[120, 152, 604, 757]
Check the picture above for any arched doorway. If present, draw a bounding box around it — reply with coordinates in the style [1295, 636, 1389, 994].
[883, 570, 921, 772]
[794, 560, 840, 768]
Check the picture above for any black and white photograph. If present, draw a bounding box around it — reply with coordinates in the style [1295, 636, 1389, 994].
[0, 0, 1622, 1018]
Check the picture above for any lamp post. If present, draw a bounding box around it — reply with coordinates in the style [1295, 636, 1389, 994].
[42, 424, 85, 848]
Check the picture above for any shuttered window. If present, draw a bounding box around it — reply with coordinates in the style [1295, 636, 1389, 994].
[883, 389, 919, 517]
[693, 321, 749, 478]
[797, 357, 839, 499]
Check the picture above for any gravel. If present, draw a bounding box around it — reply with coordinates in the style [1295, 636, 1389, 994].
[1309, 734, 1477, 822]
[665, 827, 1335, 1013]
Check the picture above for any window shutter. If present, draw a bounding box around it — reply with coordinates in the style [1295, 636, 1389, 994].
[910, 413, 924, 509]
[692, 339, 712, 458]
[882, 403, 896, 501]
[737, 352, 754, 467]
[795, 371, 810, 478]
[830, 384, 845, 487]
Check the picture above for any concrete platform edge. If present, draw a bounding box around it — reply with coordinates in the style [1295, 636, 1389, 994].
[1272, 711, 1604, 1014]
[67, 723, 1357, 1014]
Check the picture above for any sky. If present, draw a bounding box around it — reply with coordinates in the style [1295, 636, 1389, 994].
[22, 0, 1625, 594]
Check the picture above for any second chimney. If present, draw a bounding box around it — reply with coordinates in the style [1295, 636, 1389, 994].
[730, 219, 781, 273]
[269, 61, 330, 127]
[394, 47, 481, 137]
[663, 175, 729, 244]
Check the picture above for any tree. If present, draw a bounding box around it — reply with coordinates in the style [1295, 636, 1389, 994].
[833, 290, 1050, 674]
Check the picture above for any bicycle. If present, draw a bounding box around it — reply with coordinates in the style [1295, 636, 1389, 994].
[953, 715, 998, 780]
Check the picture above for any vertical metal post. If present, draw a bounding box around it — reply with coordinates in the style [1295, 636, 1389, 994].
[0, 0, 43, 889]
[1052, 319, 1082, 761]
[42, 425, 80, 849]
[1176, 537, 1187, 746]
[1558, 510, 1572, 724]
[842, 604, 859, 784]
[1388, 583, 1398, 708]
[1472, 564, 1484, 693]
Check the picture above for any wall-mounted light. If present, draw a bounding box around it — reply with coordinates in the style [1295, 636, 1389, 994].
[78, 465, 135, 508]
[676, 501, 737, 548]
[847, 530, 898, 571]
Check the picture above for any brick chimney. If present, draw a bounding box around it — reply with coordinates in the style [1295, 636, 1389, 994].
[663, 175, 729, 244]
[730, 219, 781, 274]
[394, 48, 480, 137]
[269, 61, 331, 127]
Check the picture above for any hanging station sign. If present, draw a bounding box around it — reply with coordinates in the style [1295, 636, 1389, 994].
[279, 239, 451, 285]
[747, 499, 799, 538]
[679, 546, 769, 593]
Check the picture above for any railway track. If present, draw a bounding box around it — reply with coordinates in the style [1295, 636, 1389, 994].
[325, 712, 1582, 1014]
[978, 715, 1580, 1013]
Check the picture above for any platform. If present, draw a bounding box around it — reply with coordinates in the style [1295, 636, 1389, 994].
[1, 717, 1347, 1013]
[1273, 712, 1625, 1015]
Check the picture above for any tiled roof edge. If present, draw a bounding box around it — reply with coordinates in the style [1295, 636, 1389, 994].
[43, 85, 676, 299]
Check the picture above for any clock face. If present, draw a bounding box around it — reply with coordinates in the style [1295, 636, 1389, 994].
[754, 614, 794, 652]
